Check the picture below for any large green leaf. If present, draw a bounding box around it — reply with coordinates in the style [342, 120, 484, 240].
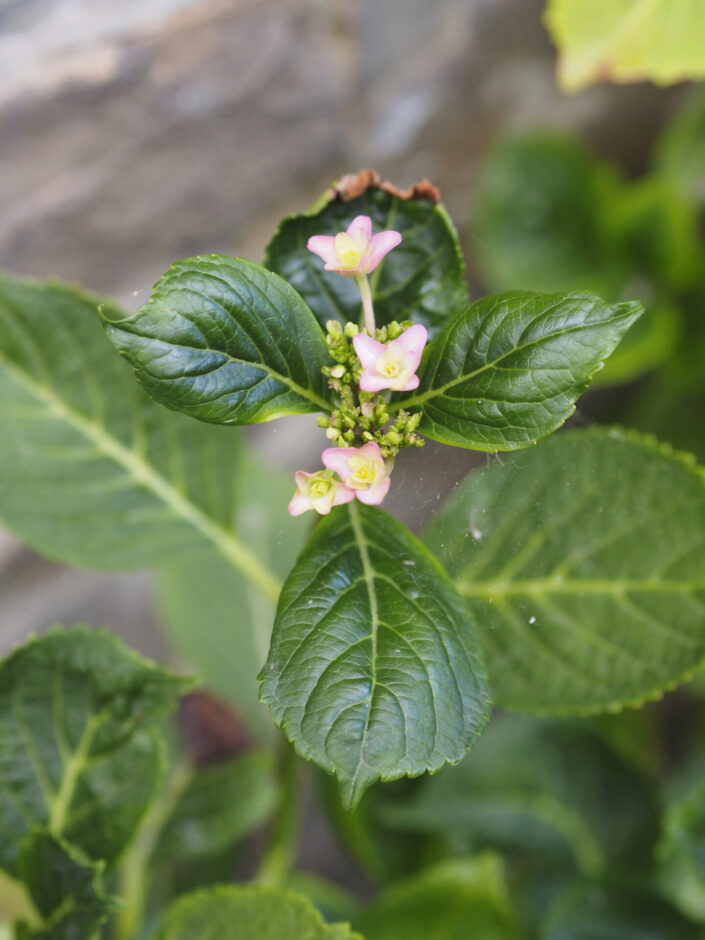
[265, 185, 467, 338]
[15, 831, 118, 940]
[545, 0, 705, 91]
[260, 502, 490, 810]
[102, 256, 330, 425]
[375, 715, 656, 875]
[150, 885, 361, 939]
[402, 291, 641, 451]
[541, 882, 700, 939]
[425, 427, 705, 713]
[0, 626, 190, 876]
[156, 450, 307, 738]
[0, 270, 279, 597]
[357, 855, 520, 940]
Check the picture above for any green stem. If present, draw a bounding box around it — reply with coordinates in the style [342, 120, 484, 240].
[255, 741, 299, 885]
[356, 275, 376, 335]
[115, 760, 193, 940]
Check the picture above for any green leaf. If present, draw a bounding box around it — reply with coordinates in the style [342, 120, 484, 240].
[357, 855, 520, 940]
[15, 831, 118, 940]
[425, 427, 705, 713]
[472, 133, 625, 298]
[102, 255, 330, 425]
[541, 882, 700, 939]
[156, 450, 307, 738]
[150, 885, 361, 939]
[375, 715, 656, 876]
[154, 751, 280, 863]
[544, 0, 705, 91]
[0, 270, 280, 598]
[265, 185, 467, 338]
[259, 502, 490, 810]
[404, 291, 642, 451]
[0, 626, 190, 877]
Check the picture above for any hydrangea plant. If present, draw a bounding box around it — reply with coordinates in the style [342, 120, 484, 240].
[1, 169, 705, 938]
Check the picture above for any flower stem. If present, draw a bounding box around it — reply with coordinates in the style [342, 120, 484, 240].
[255, 739, 299, 885]
[356, 275, 376, 335]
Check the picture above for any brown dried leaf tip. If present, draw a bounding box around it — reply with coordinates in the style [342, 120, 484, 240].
[332, 168, 441, 205]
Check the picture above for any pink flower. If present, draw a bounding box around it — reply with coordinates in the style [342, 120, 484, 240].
[322, 442, 392, 506]
[288, 469, 355, 517]
[353, 324, 428, 392]
[307, 215, 402, 277]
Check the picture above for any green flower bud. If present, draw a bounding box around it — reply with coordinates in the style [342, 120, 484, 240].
[406, 412, 421, 431]
[316, 415, 330, 428]
[343, 321, 359, 337]
[326, 319, 343, 337]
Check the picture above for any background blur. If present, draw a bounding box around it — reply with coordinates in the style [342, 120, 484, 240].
[0, 0, 691, 656]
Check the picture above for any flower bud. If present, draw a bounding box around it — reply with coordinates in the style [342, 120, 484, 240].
[326, 426, 340, 440]
[330, 364, 345, 378]
[316, 415, 330, 428]
[406, 412, 421, 431]
[344, 321, 359, 337]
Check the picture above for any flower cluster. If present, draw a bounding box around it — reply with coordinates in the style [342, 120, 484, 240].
[289, 216, 427, 517]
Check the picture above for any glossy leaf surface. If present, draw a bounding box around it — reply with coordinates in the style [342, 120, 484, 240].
[102, 256, 330, 425]
[357, 855, 519, 940]
[15, 832, 117, 940]
[425, 427, 705, 712]
[545, 0, 705, 91]
[151, 885, 361, 939]
[260, 503, 490, 809]
[405, 291, 642, 451]
[265, 187, 467, 338]
[0, 627, 190, 876]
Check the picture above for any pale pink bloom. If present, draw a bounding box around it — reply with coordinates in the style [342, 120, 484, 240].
[288, 469, 355, 517]
[353, 324, 428, 393]
[307, 215, 401, 277]
[322, 442, 393, 506]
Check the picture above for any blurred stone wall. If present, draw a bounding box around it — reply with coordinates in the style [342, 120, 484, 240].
[0, 0, 681, 654]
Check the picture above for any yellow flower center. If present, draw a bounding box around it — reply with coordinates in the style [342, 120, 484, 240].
[334, 233, 365, 270]
[347, 456, 378, 489]
[382, 361, 400, 377]
[309, 479, 331, 498]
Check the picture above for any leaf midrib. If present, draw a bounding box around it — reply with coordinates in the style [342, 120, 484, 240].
[458, 576, 705, 599]
[398, 306, 632, 411]
[347, 502, 380, 800]
[0, 351, 282, 601]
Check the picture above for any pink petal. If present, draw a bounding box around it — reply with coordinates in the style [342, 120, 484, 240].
[356, 476, 391, 505]
[396, 324, 428, 362]
[356, 441, 384, 463]
[353, 332, 386, 369]
[307, 235, 339, 267]
[363, 231, 402, 273]
[346, 215, 372, 245]
[359, 369, 396, 393]
[398, 373, 420, 391]
[321, 447, 356, 478]
[333, 484, 356, 506]
[288, 491, 312, 516]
